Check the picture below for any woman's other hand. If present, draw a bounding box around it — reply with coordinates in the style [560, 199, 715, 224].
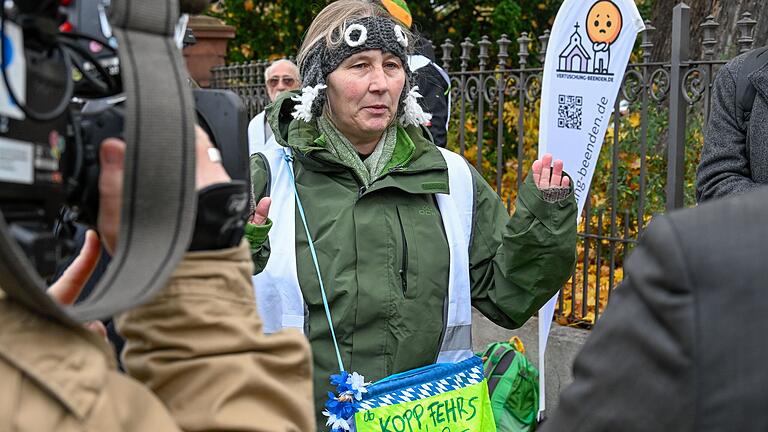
[531, 153, 571, 190]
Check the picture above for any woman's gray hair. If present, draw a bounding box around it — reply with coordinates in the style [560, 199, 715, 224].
[296, 0, 412, 78]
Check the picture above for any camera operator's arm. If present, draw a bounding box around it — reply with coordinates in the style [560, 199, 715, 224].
[115, 128, 315, 432]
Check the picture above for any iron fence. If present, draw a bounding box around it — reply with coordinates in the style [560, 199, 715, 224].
[211, 3, 764, 327]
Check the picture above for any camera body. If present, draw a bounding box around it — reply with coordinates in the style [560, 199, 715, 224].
[0, 0, 247, 278]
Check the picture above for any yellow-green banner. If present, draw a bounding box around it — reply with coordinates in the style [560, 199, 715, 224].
[354, 381, 497, 432]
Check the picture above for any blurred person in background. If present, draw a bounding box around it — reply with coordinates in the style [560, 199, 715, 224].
[376, 0, 452, 148]
[248, 59, 301, 154]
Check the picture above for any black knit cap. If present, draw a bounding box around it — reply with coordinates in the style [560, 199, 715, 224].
[299, 15, 412, 118]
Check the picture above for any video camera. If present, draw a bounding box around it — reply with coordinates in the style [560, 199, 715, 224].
[0, 0, 247, 279]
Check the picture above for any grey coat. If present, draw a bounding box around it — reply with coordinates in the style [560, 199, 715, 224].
[541, 186, 768, 431]
[696, 51, 768, 201]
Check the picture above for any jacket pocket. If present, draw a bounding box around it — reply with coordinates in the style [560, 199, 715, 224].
[396, 206, 409, 295]
[395, 206, 421, 297]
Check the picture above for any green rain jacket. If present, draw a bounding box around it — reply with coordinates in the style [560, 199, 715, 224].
[249, 93, 578, 427]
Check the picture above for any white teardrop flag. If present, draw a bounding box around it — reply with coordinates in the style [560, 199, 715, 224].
[536, 0, 644, 418]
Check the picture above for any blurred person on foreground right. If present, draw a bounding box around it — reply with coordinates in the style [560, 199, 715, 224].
[541, 186, 768, 431]
[696, 48, 768, 202]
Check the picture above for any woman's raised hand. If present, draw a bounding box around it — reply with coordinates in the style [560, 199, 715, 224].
[531, 153, 570, 190]
[249, 197, 272, 225]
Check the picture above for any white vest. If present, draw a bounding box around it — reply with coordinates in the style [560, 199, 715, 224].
[252, 146, 474, 363]
[247, 111, 279, 156]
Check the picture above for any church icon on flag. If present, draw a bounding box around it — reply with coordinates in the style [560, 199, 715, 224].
[558, 23, 591, 73]
[557, 1, 625, 76]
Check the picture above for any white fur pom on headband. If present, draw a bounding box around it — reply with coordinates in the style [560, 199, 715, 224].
[400, 86, 432, 127]
[291, 83, 328, 123]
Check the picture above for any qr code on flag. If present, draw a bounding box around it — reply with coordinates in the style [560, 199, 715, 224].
[558, 94, 583, 130]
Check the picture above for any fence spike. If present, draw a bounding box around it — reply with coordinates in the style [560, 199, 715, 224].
[641, 20, 655, 64]
[460, 37, 474, 71]
[700, 15, 719, 60]
[497, 34, 511, 69]
[247, 61, 256, 86]
[257, 61, 268, 85]
[538, 30, 550, 63]
[737, 11, 757, 53]
[478, 35, 491, 70]
[210, 65, 220, 88]
[517, 32, 531, 68]
[441, 38, 454, 71]
[236, 63, 243, 87]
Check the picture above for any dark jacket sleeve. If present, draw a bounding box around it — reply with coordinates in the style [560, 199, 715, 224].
[470, 168, 577, 329]
[540, 215, 695, 432]
[249, 154, 271, 273]
[696, 56, 759, 202]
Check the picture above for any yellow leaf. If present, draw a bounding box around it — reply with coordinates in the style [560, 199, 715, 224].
[239, 43, 252, 59]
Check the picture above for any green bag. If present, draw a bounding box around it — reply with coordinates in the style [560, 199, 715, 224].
[479, 337, 539, 432]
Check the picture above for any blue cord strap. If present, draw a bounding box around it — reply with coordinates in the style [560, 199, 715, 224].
[282, 149, 345, 373]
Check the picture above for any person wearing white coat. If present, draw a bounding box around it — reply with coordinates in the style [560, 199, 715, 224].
[247, 59, 301, 155]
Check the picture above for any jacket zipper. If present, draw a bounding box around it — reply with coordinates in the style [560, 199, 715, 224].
[396, 207, 408, 295]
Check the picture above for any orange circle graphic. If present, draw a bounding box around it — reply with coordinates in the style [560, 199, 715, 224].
[586, 1, 623, 44]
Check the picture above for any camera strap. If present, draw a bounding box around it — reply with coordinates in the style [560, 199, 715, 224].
[0, 0, 197, 325]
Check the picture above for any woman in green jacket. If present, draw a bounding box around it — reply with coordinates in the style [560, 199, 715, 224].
[245, 1, 577, 428]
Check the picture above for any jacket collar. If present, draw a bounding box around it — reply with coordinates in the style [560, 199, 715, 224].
[266, 93, 449, 194]
[0, 295, 114, 420]
[749, 61, 768, 105]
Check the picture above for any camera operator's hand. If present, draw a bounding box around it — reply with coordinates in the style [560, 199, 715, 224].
[194, 125, 231, 189]
[47, 229, 108, 337]
[48, 230, 100, 304]
[97, 126, 239, 254]
[97, 138, 126, 255]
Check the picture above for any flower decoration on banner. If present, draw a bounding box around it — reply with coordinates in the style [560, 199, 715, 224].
[322, 371, 369, 432]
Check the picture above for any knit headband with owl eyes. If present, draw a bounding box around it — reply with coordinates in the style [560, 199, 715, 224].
[292, 15, 431, 127]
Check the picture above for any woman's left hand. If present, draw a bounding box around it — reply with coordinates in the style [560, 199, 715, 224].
[249, 197, 272, 225]
[531, 153, 570, 190]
